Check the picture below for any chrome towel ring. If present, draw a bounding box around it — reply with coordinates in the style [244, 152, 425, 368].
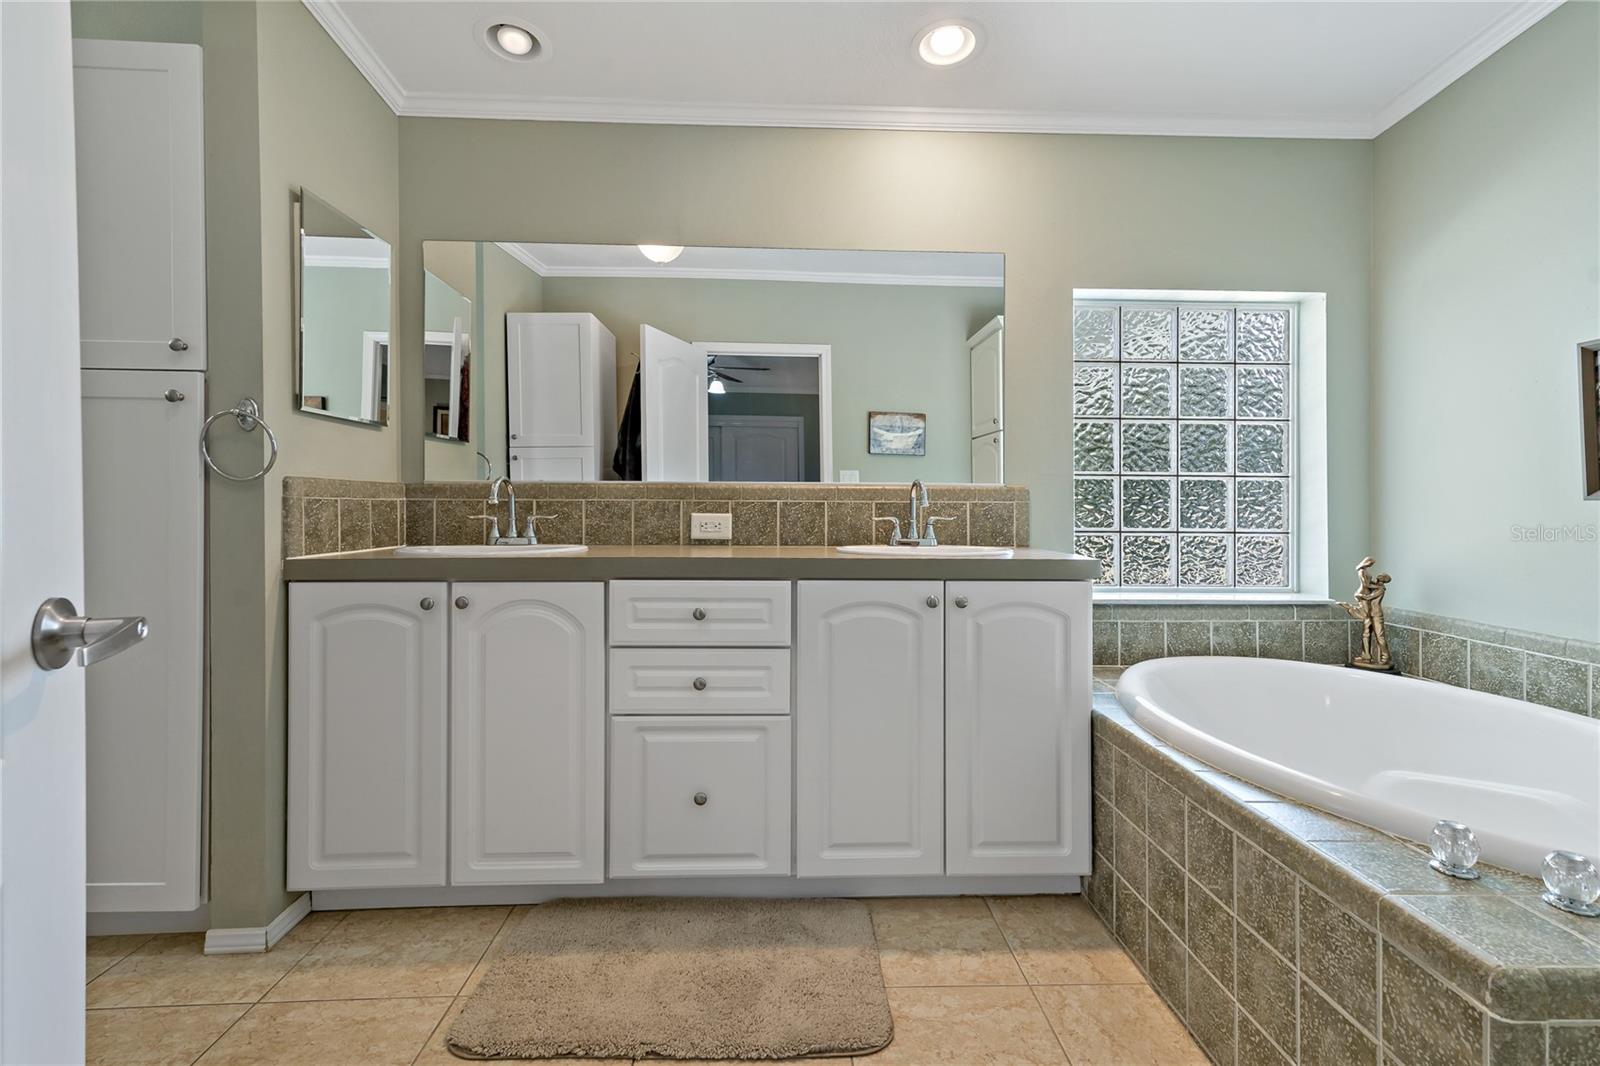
[201, 398, 279, 482]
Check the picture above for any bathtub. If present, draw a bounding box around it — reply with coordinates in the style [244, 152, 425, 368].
[1115, 656, 1600, 878]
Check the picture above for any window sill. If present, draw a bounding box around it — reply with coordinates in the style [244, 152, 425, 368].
[1091, 591, 1330, 605]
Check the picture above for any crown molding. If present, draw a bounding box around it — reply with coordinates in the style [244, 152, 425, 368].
[303, 253, 389, 269]
[302, 0, 405, 114]
[493, 242, 550, 276]
[1368, 0, 1563, 135]
[307, 0, 1561, 142]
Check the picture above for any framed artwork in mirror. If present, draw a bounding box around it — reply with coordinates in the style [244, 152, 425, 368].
[1581, 339, 1599, 500]
[868, 411, 927, 456]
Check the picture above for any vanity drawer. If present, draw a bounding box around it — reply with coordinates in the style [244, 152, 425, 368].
[609, 648, 790, 716]
[608, 580, 791, 647]
[609, 716, 791, 878]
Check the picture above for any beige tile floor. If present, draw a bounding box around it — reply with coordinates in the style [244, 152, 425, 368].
[86, 895, 1204, 1066]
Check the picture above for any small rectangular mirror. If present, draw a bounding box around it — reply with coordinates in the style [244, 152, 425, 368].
[421, 241, 1004, 485]
[294, 190, 391, 425]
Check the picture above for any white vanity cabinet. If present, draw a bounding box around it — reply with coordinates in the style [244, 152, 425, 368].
[795, 581, 945, 877]
[449, 583, 604, 885]
[945, 581, 1091, 875]
[288, 582, 449, 890]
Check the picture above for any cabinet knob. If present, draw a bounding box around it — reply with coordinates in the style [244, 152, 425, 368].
[692, 607, 707, 621]
[926, 595, 941, 609]
[511, 455, 519, 462]
[692, 677, 708, 691]
[163, 388, 185, 403]
[510, 433, 518, 440]
[954, 595, 969, 609]
[168, 337, 189, 352]
[693, 792, 708, 806]
[419, 597, 436, 611]
[454, 596, 470, 609]
[992, 417, 999, 424]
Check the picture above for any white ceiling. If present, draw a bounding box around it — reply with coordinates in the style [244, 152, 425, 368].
[500, 243, 1004, 286]
[306, 1, 1559, 139]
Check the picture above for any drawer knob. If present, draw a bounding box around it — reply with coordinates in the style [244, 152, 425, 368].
[926, 595, 941, 609]
[692, 677, 708, 691]
[693, 792, 708, 806]
[954, 596, 969, 609]
[419, 597, 436, 611]
[692, 607, 707, 621]
[168, 337, 189, 352]
[454, 596, 470, 609]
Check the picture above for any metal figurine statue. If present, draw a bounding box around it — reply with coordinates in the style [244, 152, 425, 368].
[1337, 556, 1397, 672]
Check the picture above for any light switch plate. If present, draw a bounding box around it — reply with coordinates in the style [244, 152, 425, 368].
[690, 512, 733, 540]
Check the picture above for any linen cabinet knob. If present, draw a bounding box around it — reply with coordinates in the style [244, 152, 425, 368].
[693, 792, 708, 806]
[692, 677, 708, 691]
[692, 607, 707, 621]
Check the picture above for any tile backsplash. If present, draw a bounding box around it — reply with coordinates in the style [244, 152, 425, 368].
[283, 479, 1030, 555]
[399, 482, 1030, 550]
[1093, 602, 1598, 717]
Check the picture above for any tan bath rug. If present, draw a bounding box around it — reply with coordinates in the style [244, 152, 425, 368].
[447, 896, 893, 1060]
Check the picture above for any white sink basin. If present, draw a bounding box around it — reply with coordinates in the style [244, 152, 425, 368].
[834, 544, 1014, 559]
[394, 544, 588, 558]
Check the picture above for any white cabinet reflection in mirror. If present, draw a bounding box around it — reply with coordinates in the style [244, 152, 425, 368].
[287, 576, 1089, 899]
[508, 313, 616, 480]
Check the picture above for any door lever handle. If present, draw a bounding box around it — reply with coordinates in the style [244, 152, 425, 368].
[31, 597, 149, 670]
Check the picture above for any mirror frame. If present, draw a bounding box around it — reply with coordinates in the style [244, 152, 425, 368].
[292, 190, 393, 428]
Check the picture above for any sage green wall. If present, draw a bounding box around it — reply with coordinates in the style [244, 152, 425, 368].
[1372, 2, 1600, 643]
[421, 248, 477, 479]
[398, 120, 1372, 564]
[538, 276, 999, 483]
[300, 265, 388, 416]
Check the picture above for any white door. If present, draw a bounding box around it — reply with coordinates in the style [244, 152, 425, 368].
[83, 371, 204, 912]
[641, 324, 708, 481]
[795, 582, 944, 877]
[709, 414, 803, 482]
[968, 316, 1002, 436]
[971, 431, 1004, 484]
[507, 313, 592, 448]
[3, 4, 94, 1058]
[451, 583, 604, 885]
[609, 716, 791, 878]
[288, 582, 448, 889]
[72, 39, 205, 372]
[946, 581, 1091, 876]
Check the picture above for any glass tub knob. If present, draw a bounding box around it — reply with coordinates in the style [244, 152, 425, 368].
[1542, 852, 1600, 917]
[1428, 821, 1481, 880]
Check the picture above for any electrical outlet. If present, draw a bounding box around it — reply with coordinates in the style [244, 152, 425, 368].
[690, 512, 733, 540]
[838, 469, 860, 483]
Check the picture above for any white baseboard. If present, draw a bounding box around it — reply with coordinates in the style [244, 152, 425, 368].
[312, 875, 1083, 911]
[87, 904, 210, 936]
[202, 893, 311, 955]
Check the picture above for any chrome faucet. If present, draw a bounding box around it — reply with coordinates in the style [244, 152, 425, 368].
[478, 477, 559, 545]
[874, 479, 952, 546]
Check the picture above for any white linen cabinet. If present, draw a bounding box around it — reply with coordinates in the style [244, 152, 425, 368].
[795, 581, 945, 877]
[288, 583, 449, 890]
[945, 580, 1091, 876]
[506, 313, 617, 479]
[449, 583, 604, 884]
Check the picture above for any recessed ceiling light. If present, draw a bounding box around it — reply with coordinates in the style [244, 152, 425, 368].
[638, 244, 684, 264]
[916, 21, 978, 66]
[484, 20, 542, 61]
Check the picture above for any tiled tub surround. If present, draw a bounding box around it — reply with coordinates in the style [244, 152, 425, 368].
[282, 478, 406, 557]
[1085, 680, 1600, 1066]
[398, 481, 1031, 550]
[1093, 604, 1598, 717]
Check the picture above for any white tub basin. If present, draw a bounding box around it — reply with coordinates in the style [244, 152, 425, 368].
[835, 545, 1014, 559]
[1116, 656, 1600, 877]
[394, 544, 588, 557]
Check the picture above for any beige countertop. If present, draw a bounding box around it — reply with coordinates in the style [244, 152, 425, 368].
[283, 545, 1101, 582]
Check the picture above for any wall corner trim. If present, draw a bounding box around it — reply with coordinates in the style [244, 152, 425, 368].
[202, 892, 311, 956]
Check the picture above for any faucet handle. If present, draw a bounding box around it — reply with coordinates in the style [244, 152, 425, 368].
[923, 515, 955, 544]
[873, 516, 903, 545]
[469, 514, 502, 542]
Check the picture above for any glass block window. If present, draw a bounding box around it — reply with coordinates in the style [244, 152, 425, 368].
[1072, 302, 1293, 589]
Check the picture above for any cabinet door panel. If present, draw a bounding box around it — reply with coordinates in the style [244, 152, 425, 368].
[946, 581, 1091, 876]
[968, 318, 1002, 436]
[796, 582, 944, 877]
[289, 583, 448, 889]
[451, 583, 604, 884]
[609, 717, 791, 878]
[507, 315, 591, 447]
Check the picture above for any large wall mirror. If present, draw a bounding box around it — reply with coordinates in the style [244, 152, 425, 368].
[295, 190, 392, 425]
[419, 242, 1005, 484]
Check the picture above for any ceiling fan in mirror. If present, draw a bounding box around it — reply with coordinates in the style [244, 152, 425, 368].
[706, 355, 770, 394]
